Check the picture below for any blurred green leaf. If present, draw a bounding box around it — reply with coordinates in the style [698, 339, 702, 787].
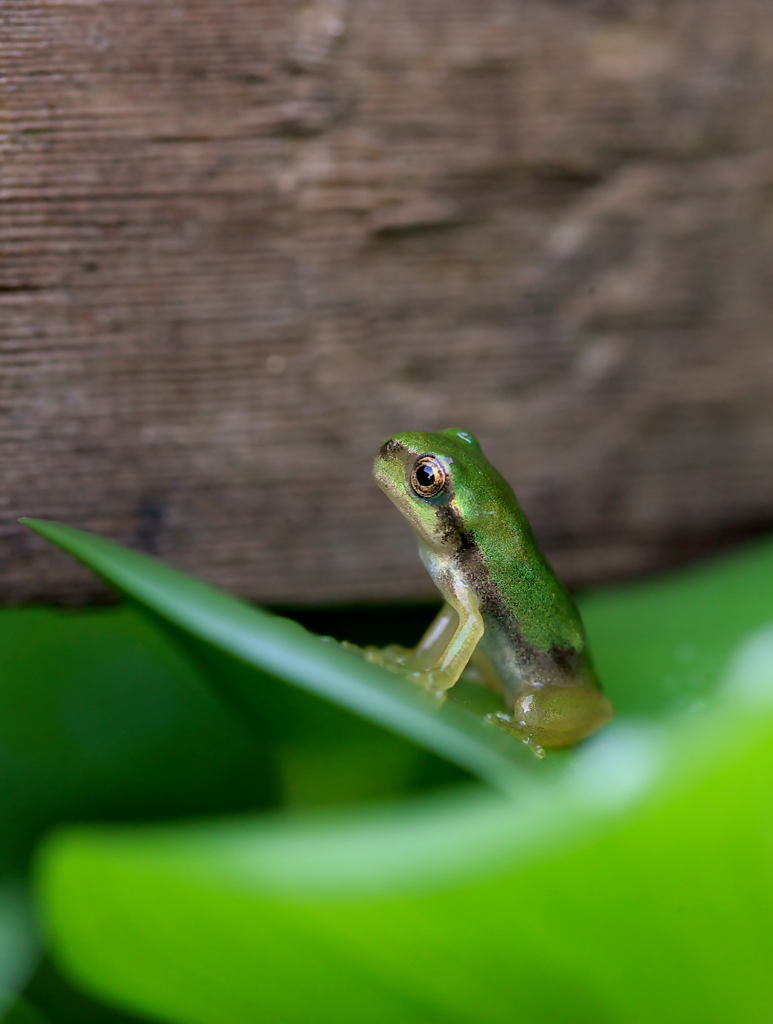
[582, 536, 773, 717]
[20, 957, 143, 1024]
[0, 883, 38, 1017]
[162, 633, 458, 808]
[33, 537, 773, 1023]
[1, 1001, 50, 1024]
[35, 698, 773, 1024]
[20, 519, 537, 792]
[0, 605, 274, 874]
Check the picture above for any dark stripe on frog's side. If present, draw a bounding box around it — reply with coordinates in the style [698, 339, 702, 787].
[434, 501, 596, 699]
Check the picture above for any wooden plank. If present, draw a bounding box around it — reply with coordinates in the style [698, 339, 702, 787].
[2, 0, 773, 603]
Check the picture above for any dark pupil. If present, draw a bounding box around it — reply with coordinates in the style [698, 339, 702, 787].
[416, 464, 437, 489]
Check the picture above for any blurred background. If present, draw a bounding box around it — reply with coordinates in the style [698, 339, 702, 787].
[5, 2, 773, 1022]
[5, 0, 773, 606]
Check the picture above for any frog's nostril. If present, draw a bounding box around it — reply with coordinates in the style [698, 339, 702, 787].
[378, 438, 404, 458]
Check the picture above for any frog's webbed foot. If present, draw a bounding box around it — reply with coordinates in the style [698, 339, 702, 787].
[486, 712, 546, 759]
[340, 640, 411, 670]
[339, 641, 449, 701]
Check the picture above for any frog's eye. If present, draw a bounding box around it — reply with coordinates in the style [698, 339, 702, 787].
[410, 455, 447, 498]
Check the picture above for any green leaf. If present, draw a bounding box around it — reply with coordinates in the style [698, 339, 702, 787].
[582, 536, 773, 717]
[0, 605, 274, 874]
[34, 537, 773, 1024]
[0, 883, 39, 1017]
[19, 956, 141, 1024]
[35, 696, 773, 1024]
[153, 627, 463, 809]
[0, 1001, 50, 1024]
[20, 519, 537, 792]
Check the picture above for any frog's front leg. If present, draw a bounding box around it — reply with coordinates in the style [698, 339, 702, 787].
[418, 587, 484, 696]
[344, 594, 484, 699]
[415, 603, 501, 690]
[412, 602, 457, 666]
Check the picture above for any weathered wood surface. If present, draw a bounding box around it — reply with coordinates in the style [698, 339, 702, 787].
[3, 0, 773, 603]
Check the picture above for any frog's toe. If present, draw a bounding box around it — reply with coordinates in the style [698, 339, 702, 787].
[422, 669, 466, 702]
[485, 712, 546, 758]
[343, 642, 413, 671]
[400, 669, 445, 702]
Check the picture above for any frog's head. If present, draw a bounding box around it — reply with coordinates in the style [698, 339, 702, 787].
[374, 428, 513, 553]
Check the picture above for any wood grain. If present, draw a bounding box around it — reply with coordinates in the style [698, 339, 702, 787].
[3, 0, 773, 603]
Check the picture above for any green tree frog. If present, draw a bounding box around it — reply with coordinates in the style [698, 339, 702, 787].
[354, 428, 612, 757]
